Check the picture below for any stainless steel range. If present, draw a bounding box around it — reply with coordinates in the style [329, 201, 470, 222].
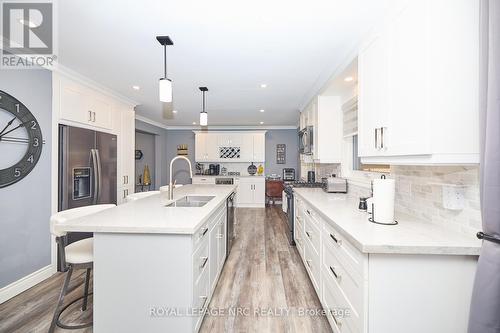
[283, 182, 323, 245]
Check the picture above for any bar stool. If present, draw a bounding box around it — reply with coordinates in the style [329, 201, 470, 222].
[49, 204, 115, 333]
[125, 190, 160, 202]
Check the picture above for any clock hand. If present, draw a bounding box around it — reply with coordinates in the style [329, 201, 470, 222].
[0, 117, 16, 136]
[0, 121, 26, 139]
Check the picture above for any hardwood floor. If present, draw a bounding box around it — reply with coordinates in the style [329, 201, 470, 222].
[0, 207, 331, 333]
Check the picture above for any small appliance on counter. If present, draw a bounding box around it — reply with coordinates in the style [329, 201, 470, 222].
[208, 164, 220, 175]
[307, 170, 316, 183]
[322, 175, 348, 193]
[282, 168, 295, 181]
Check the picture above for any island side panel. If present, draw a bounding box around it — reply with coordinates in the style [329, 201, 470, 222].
[94, 232, 193, 333]
[367, 253, 477, 333]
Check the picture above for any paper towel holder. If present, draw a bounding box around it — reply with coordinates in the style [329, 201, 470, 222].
[368, 203, 398, 225]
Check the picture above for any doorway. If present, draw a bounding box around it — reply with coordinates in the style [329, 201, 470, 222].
[135, 130, 156, 192]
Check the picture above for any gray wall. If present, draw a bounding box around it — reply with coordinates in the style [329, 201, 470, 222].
[135, 131, 156, 188]
[166, 130, 196, 185]
[135, 120, 169, 189]
[0, 69, 52, 288]
[265, 129, 299, 178]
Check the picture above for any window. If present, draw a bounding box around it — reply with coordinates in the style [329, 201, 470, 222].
[352, 135, 390, 173]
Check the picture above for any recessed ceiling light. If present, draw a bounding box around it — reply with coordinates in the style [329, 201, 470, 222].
[260, 84, 267, 88]
[18, 19, 36, 28]
[260, 121, 264, 125]
[344, 76, 354, 82]
[172, 110, 178, 114]
[132, 85, 140, 90]
[192, 121, 196, 125]
[260, 109, 265, 113]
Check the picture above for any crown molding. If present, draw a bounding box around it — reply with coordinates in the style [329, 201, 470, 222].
[135, 115, 298, 131]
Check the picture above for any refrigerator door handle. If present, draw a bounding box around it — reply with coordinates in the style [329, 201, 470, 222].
[95, 149, 102, 203]
[90, 149, 98, 204]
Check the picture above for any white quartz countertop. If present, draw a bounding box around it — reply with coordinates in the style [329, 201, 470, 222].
[293, 188, 481, 255]
[55, 185, 236, 235]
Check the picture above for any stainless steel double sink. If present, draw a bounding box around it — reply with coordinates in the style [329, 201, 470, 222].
[165, 195, 215, 207]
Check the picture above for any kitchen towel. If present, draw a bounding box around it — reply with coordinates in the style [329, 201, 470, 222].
[372, 178, 395, 224]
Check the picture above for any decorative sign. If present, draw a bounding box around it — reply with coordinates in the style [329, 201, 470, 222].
[177, 144, 188, 156]
[276, 144, 286, 164]
[135, 150, 143, 160]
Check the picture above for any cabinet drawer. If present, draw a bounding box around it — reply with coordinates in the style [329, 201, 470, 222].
[323, 243, 364, 322]
[192, 177, 216, 185]
[193, 221, 210, 249]
[322, 275, 358, 333]
[304, 214, 321, 256]
[304, 237, 320, 293]
[295, 224, 305, 258]
[192, 236, 209, 284]
[193, 266, 209, 332]
[322, 220, 366, 276]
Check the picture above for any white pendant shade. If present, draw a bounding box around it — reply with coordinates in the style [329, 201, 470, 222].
[200, 112, 208, 126]
[159, 78, 172, 102]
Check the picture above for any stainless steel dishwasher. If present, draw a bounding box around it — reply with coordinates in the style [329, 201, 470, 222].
[226, 192, 236, 255]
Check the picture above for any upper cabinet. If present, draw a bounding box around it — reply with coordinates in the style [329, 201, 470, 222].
[358, 0, 479, 164]
[300, 95, 342, 164]
[194, 131, 266, 163]
[59, 76, 113, 130]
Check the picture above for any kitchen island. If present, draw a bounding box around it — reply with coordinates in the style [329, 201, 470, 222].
[55, 185, 237, 333]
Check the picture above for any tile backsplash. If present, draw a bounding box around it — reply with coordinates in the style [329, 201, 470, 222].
[302, 162, 482, 234]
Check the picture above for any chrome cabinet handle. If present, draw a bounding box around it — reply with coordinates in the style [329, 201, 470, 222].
[92, 112, 96, 122]
[374, 128, 378, 149]
[306, 209, 311, 215]
[199, 295, 208, 310]
[329, 266, 341, 282]
[306, 259, 312, 268]
[199, 256, 208, 269]
[380, 127, 385, 149]
[88, 111, 93, 121]
[330, 233, 342, 245]
[306, 231, 311, 239]
[200, 227, 208, 238]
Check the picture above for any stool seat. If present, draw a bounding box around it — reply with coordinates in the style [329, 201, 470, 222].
[65, 238, 93, 264]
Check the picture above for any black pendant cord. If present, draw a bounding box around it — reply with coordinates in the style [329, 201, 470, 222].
[163, 44, 167, 79]
[477, 232, 500, 245]
[202, 90, 206, 113]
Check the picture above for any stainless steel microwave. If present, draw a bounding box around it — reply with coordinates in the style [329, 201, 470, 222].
[299, 126, 313, 155]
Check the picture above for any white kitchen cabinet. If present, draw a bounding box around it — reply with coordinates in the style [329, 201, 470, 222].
[117, 106, 135, 204]
[194, 131, 266, 163]
[358, 0, 479, 164]
[192, 176, 216, 185]
[235, 177, 265, 208]
[59, 76, 113, 130]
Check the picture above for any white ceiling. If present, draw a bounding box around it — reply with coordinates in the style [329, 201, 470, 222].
[58, 0, 396, 126]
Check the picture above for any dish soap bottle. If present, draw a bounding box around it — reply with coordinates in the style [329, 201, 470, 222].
[257, 164, 264, 176]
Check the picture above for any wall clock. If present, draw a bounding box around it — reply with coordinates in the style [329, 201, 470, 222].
[0, 90, 43, 188]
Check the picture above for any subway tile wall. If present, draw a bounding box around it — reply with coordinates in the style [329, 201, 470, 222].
[301, 161, 482, 233]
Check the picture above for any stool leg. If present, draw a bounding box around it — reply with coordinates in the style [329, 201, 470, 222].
[82, 268, 91, 311]
[49, 265, 73, 333]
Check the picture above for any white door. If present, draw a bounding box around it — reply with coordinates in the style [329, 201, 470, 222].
[209, 224, 218, 291]
[236, 181, 254, 205]
[60, 78, 90, 124]
[385, 1, 431, 156]
[91, 93, 113, 130]
[195, 133, 207, 161]
[252, 180, 265, 205]
[217, 215, 226, 269]
[205, 133, 219, 162]
[252, 133, 266, 161]
[358, 33, 389, 157]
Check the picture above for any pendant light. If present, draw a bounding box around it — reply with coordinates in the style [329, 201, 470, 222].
[199, 87, 208, 126]
[156, 36, 173, 102]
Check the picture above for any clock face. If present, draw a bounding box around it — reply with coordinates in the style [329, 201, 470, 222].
[0, 90, 43, 188]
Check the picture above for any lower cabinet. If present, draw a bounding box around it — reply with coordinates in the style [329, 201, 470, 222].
[235, 177, 265, 208]
[294, 194, 477, 333]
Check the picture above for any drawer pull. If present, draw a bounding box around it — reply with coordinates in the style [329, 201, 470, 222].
[306, 259, 312, 269]
[200, 227, 208, 238]
[200, 256, 208, 269]
[305, 231, 311, 239]
[332, 313, 342, 328]
[330, 233, 342, 245]
[329, 266, 341, 282]
[199, 295, 208, 310]
[306, 209, 311, 215]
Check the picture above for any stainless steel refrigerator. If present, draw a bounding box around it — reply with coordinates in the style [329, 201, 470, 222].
[57, 125, 117, 269]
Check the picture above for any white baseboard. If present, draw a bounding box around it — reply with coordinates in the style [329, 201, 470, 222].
[0, 265, 56, 304]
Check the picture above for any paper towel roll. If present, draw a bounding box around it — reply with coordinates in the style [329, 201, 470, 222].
[372, 178, 395, 224]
